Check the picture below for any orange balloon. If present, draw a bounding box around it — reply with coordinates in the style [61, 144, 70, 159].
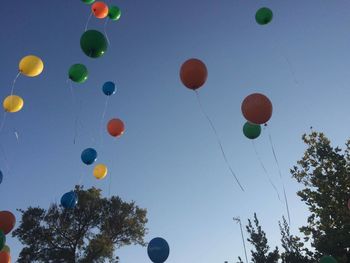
[91, 1, 109, 19]
[241, 93, 272, 124]
[0, 251, 10, 263]
[180, 58, 208, 90]
[0, 211, 15, 235]
[107, 118, 125, 137]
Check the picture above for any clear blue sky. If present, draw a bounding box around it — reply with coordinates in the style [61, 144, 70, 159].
[1, 0, 350, 262]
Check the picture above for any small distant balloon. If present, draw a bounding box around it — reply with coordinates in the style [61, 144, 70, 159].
[92, 1, 109, 18]
[102, 81, 116, 96]
[19, 55, 44, 77]
[320, 256, 338, 263]
[108, 6, 121, 21]
[69, 64, 88, 83]
[255, 7, 273, 25]
[243, 122, 261, 140]
[0, 251, 10, 263]
[93, 164, 108, 179]
[3, 95, 24, 113]
[241, 93, 272, 125]
[147, 237, 170, 263]
[61, 191, 78, 209]
[80, 30, 108, 58]
[180, 58, 208, 90]
[107, 118, 125, 137]
[82, 0, 95, 4]
[0, 211, 16, 235]
[0, 231, 5, 251]
[81, 148, 98, 165]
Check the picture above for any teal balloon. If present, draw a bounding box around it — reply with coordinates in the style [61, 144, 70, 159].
[0, 230, 5, 251]
[81, 148, 97, 165]
[103, 81, 116, 96]
[320, 256, 338, 263]
[243, 122, 261, 140]
[148, 237, 170, 263]
[80, 30, 108, 58]
[61, 191, 78, 209]
[255, 7, 273, 25]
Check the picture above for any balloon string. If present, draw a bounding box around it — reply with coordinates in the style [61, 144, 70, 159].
[99, 96, 110, 147]
[194, 90, 244, 192]
[67, 79, 79, 144]
[251, 140, 281, 201]
[0, 142, 11, 176]
[10, 72, 21, 96]
[0, 113, 7, 134]
[103, 19, 111, 45]
[84, 12, 93, 32]
[266, 126, 291, 225]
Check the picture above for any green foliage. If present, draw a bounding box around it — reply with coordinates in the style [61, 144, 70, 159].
[13, 186, 147, 263]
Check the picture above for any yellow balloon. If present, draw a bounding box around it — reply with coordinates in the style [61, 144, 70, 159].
[1, 245, 10, 253]
[93, 164, 108, 179]
[19, 55, 44, 77]
[3, 95, 24, 113]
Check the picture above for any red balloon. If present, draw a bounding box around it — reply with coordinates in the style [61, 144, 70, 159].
[0, 252, 10, 263]
[241, 93, 272, 124]
[0, 211, 15, 235]
[107, 118, 125, 137]
[180, 58, 208, 90]
[91, 1, 109, 19]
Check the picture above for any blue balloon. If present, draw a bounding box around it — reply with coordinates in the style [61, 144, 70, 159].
[81, 148, 97, 165]
[61, 191, 78, 209]
[103, 81, 116, 96]
[147, 237, 170, 263]
[0, 171, 3, 184]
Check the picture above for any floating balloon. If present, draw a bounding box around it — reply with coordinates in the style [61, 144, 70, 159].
[102, 81, 116, 96]
[81, 148, 98, 165]
[92, 2, 109, 18]
[1, 245, 10, 254]
[241, 93, 272, 124]
[69, 64, 88, 83]
[320, 256, 338, 263]
[255, 7, 273, 25]
[80, 30, 108, 58]
[243, 122, 261, 140]
[93, 164, 108, 179]
[3, 95, 24, 113]
[148, 237, 170, 263]
[180, 58, 208, 90]
[19, 55, 44, 77]
[61, 191, 78, 209]
[0, 171, 2, 184]
[82, 0, 95, 4]
[0, 211, 16, 235]
[0, 231, 5, 251]
[108, 6, 121, 21]
[107, 118, 125, 137]
[0, 251, 10, 263]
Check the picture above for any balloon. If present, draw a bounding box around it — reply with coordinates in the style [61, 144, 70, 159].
[81, 148, 98, 165]
[0, 171, 2, 184]
[93, 164, 108, 179]
[92, 2, 109, 18]
[0, 231, 5, 251]
[1, 245, 10, 254]
[243, 122, 261, 140]
[147, 237, 170, 263]
[107, 118, 125, 137]
[61, 191, 78, 209]
[0, 211, 16, 235]
[69, 64, 88, 83]
[108, 6, 121, 21]
[0, 251, 10, 263]
[19, 55, 44, 77]
[82, 0, 95, 4]
[80, 30, 108, 58]
[180, 58, 207, 90]
[102, 81, 116, 96]
[255, 7, 273, 25]
[3, 95, 24, 113]
[241, 93, 272, 124]
[320, 256, 338, 263]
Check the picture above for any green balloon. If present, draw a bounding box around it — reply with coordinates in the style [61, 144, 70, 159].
[108, 6, 121, 21]
[243, 122, 261, 140]
[255, 7, 273, 25]
[0, 230, 5, 251]
[81, 0, 95, 4]
[1, 245, 10, 253]
[69, 64, 88, 83]
[320, 256, 338, 263]
[80, 30, 108, 58]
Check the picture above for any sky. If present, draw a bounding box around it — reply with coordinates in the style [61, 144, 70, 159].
[1, 0, 350, 262]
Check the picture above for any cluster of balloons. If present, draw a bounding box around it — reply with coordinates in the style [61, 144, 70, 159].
[0, 211, 16, 262]
[147, 237, 170, 263]
[82, 1, 121, 21]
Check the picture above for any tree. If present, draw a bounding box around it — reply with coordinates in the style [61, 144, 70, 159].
[291, 132, 350, 263]
[13, 186, 148, 263]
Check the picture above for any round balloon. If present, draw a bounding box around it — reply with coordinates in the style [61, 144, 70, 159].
[0, 171, 2, 184]
[0, 211, 16, 235]
[1, 245, 10, 254]
[255, 7, 273, 25]
[241, 93, 272, 124]
[102, 81, 116, 96]
[243, 122, 261, 140]
[61, 191, 78, 209]
[82, 0, 95, 4]
[180, 58, 207, 90]
[0, 231, 5, 251]
[320, 256, 338, 263]
[69, 64, 88, 83]
[19, 55, 44, 77]
[0, 251, 10, 263]
[92, 2, 109, 18]
[93, 164, 108, 179]
[108, 6, 121, 20]
[107, 118, 125, 137]
[3, 95, 24, 113]
[81, 148, 97, 165]
[80, 30, 108, 58]
[147, 237, 170, 263]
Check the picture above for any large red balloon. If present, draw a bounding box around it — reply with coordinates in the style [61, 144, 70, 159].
[107, 118, 125, 137]
[241, 93, 272, 124]
[0, 211, 15, 235]
[180, 58, 208, 90]
[0, 251, 10, 263]
[91, 1, 109, 19]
